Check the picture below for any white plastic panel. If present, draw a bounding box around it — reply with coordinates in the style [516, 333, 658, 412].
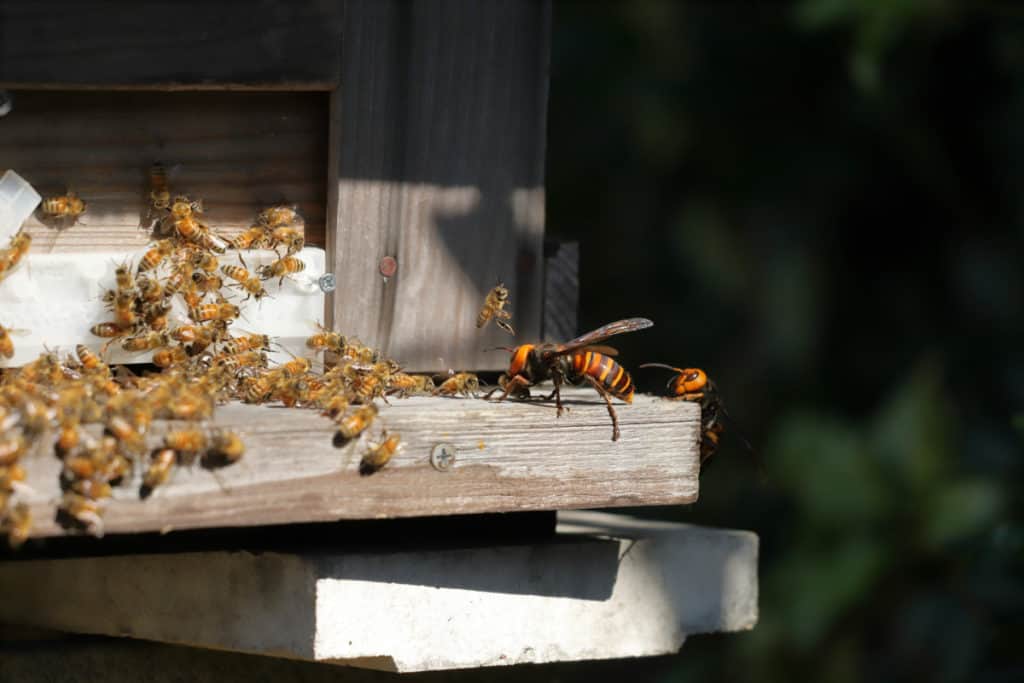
[0, 247, 326, 366]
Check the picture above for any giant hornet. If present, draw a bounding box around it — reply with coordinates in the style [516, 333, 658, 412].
[639, 363, 748, 467]
[486, 317, 653, 441]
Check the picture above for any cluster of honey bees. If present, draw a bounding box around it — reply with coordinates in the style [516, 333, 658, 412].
[0, 164, 740, 548]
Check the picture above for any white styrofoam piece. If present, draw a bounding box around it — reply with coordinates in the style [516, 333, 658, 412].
[0, 169, 41, 242]
[0, 247, 326, 367]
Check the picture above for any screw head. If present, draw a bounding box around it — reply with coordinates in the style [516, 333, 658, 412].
[379, 256, 398, 279]
[318, 273, 337, 293]
[430, 442, 457, 471]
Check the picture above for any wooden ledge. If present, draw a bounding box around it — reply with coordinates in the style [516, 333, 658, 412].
[19, 388, 700, 539]
[0, 511, 757, 672]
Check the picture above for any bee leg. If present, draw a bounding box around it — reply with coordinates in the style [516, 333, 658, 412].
[583, 376, 620, 441]
[496, 319, 515, 336]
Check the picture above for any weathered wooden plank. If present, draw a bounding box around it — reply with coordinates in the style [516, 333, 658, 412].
[16, 389, 699, 539]
[330, 0, 550, 372]
[0, 512, 757, 672]
[0, 1, 343, 88]
[543, 240, 579, 342]
[0, 90, 328, 252]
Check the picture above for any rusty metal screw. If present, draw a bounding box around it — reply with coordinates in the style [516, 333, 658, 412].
[379, 256, 398, 280]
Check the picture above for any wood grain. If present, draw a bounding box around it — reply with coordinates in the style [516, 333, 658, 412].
[17, 388, 700, 539]
[0, 90, 328, 252]
[0, 1, 343, 88]
[330, 0, 550, 372]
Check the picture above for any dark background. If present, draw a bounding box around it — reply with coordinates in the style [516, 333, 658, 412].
[547, 2, 1024, 682]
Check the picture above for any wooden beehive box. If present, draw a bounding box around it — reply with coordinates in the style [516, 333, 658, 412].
[0, 3, 762, 675]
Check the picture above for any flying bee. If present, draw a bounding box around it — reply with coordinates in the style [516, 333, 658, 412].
[137, 239, 175, 274]
[0, 231, 32, 283]
[256, 205, 300, 229]
[189, 302, 240, 323]
[0, 325, 30, 359]
[434, 371, 480, 397]
[231, 225, 271, 250]
[486, 318, 653, 442]
[320, 394, 350, 421]
[359, 431, 401, 476]
[477, 282, 514, 335]
[258, 256, 305, 285]
[269, 226, 304, 256]
[164, 427, 207, 456]
[40, 191, 87, 226]
[203, 429, 244, 467]
[333, 404, 378, 445]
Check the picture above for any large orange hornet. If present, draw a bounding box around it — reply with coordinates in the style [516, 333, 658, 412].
[487, 317, 653, 441]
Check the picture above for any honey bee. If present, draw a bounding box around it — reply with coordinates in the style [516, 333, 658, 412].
[258, 256, 305, 285]
[269, 226, 304, 256]
[221, 258, 269, 302]
[387, 372, 436, 396]
[230, 225, 271, 250]
[2, 502, 31, 549]
[359, 431, 401, 476]
[140, 447, 176, 498]
[0, 434, 27, 467]
[203, 429, 244, 467]
[75, 344, 105, 371]
[306, 323, 345, 354]
[138, 239, 175, 274]
[112, 290, 139, 329]
[242, 371, 276, 403]
[0, 231, 32, 282]
[164, 261, 192, 297]
[0, 324, 30, 359]
[477, 282, 514, 335]
[333, 404, 378, 445]
[220, 333, 270, 356]
[434, 372, 480, 397]
[164, 428, 207, 455]
[195, 229, 229, 254]
[152, 346, 189, 368]
[147, 162, 171, 213]
[136, 275, 164, 302]
[142, 302, 171, 331]
[91, 322, 127, 339]
[189, 302, 240, 323]
[320, 393, 350, 421]
[190, 250, 219, 273]
[40, 191, 87, 226]
[57, 491, 104, 537]
[170, 195, 203, 219]
[256, 205, 300, 229]
[121, 331, 170, 353]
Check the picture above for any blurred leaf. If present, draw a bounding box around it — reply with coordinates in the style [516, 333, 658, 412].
[770, 412, 889, 528]
[768, 534, 887, 651]
[869, 357, 955, 493]
[922, 479, 1003, 548]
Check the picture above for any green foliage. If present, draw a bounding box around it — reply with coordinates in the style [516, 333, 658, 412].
[550, 2, 1024, 681]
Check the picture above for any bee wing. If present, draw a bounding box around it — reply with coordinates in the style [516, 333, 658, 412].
[547, 318, 653, 357]
[580, 344, 619, 357]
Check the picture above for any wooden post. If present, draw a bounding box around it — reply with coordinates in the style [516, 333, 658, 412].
[329, 0, 550, 371]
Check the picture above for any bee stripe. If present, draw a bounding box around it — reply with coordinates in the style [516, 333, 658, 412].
[598, 357, 613, 382]
[610, 365, 624, 389]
